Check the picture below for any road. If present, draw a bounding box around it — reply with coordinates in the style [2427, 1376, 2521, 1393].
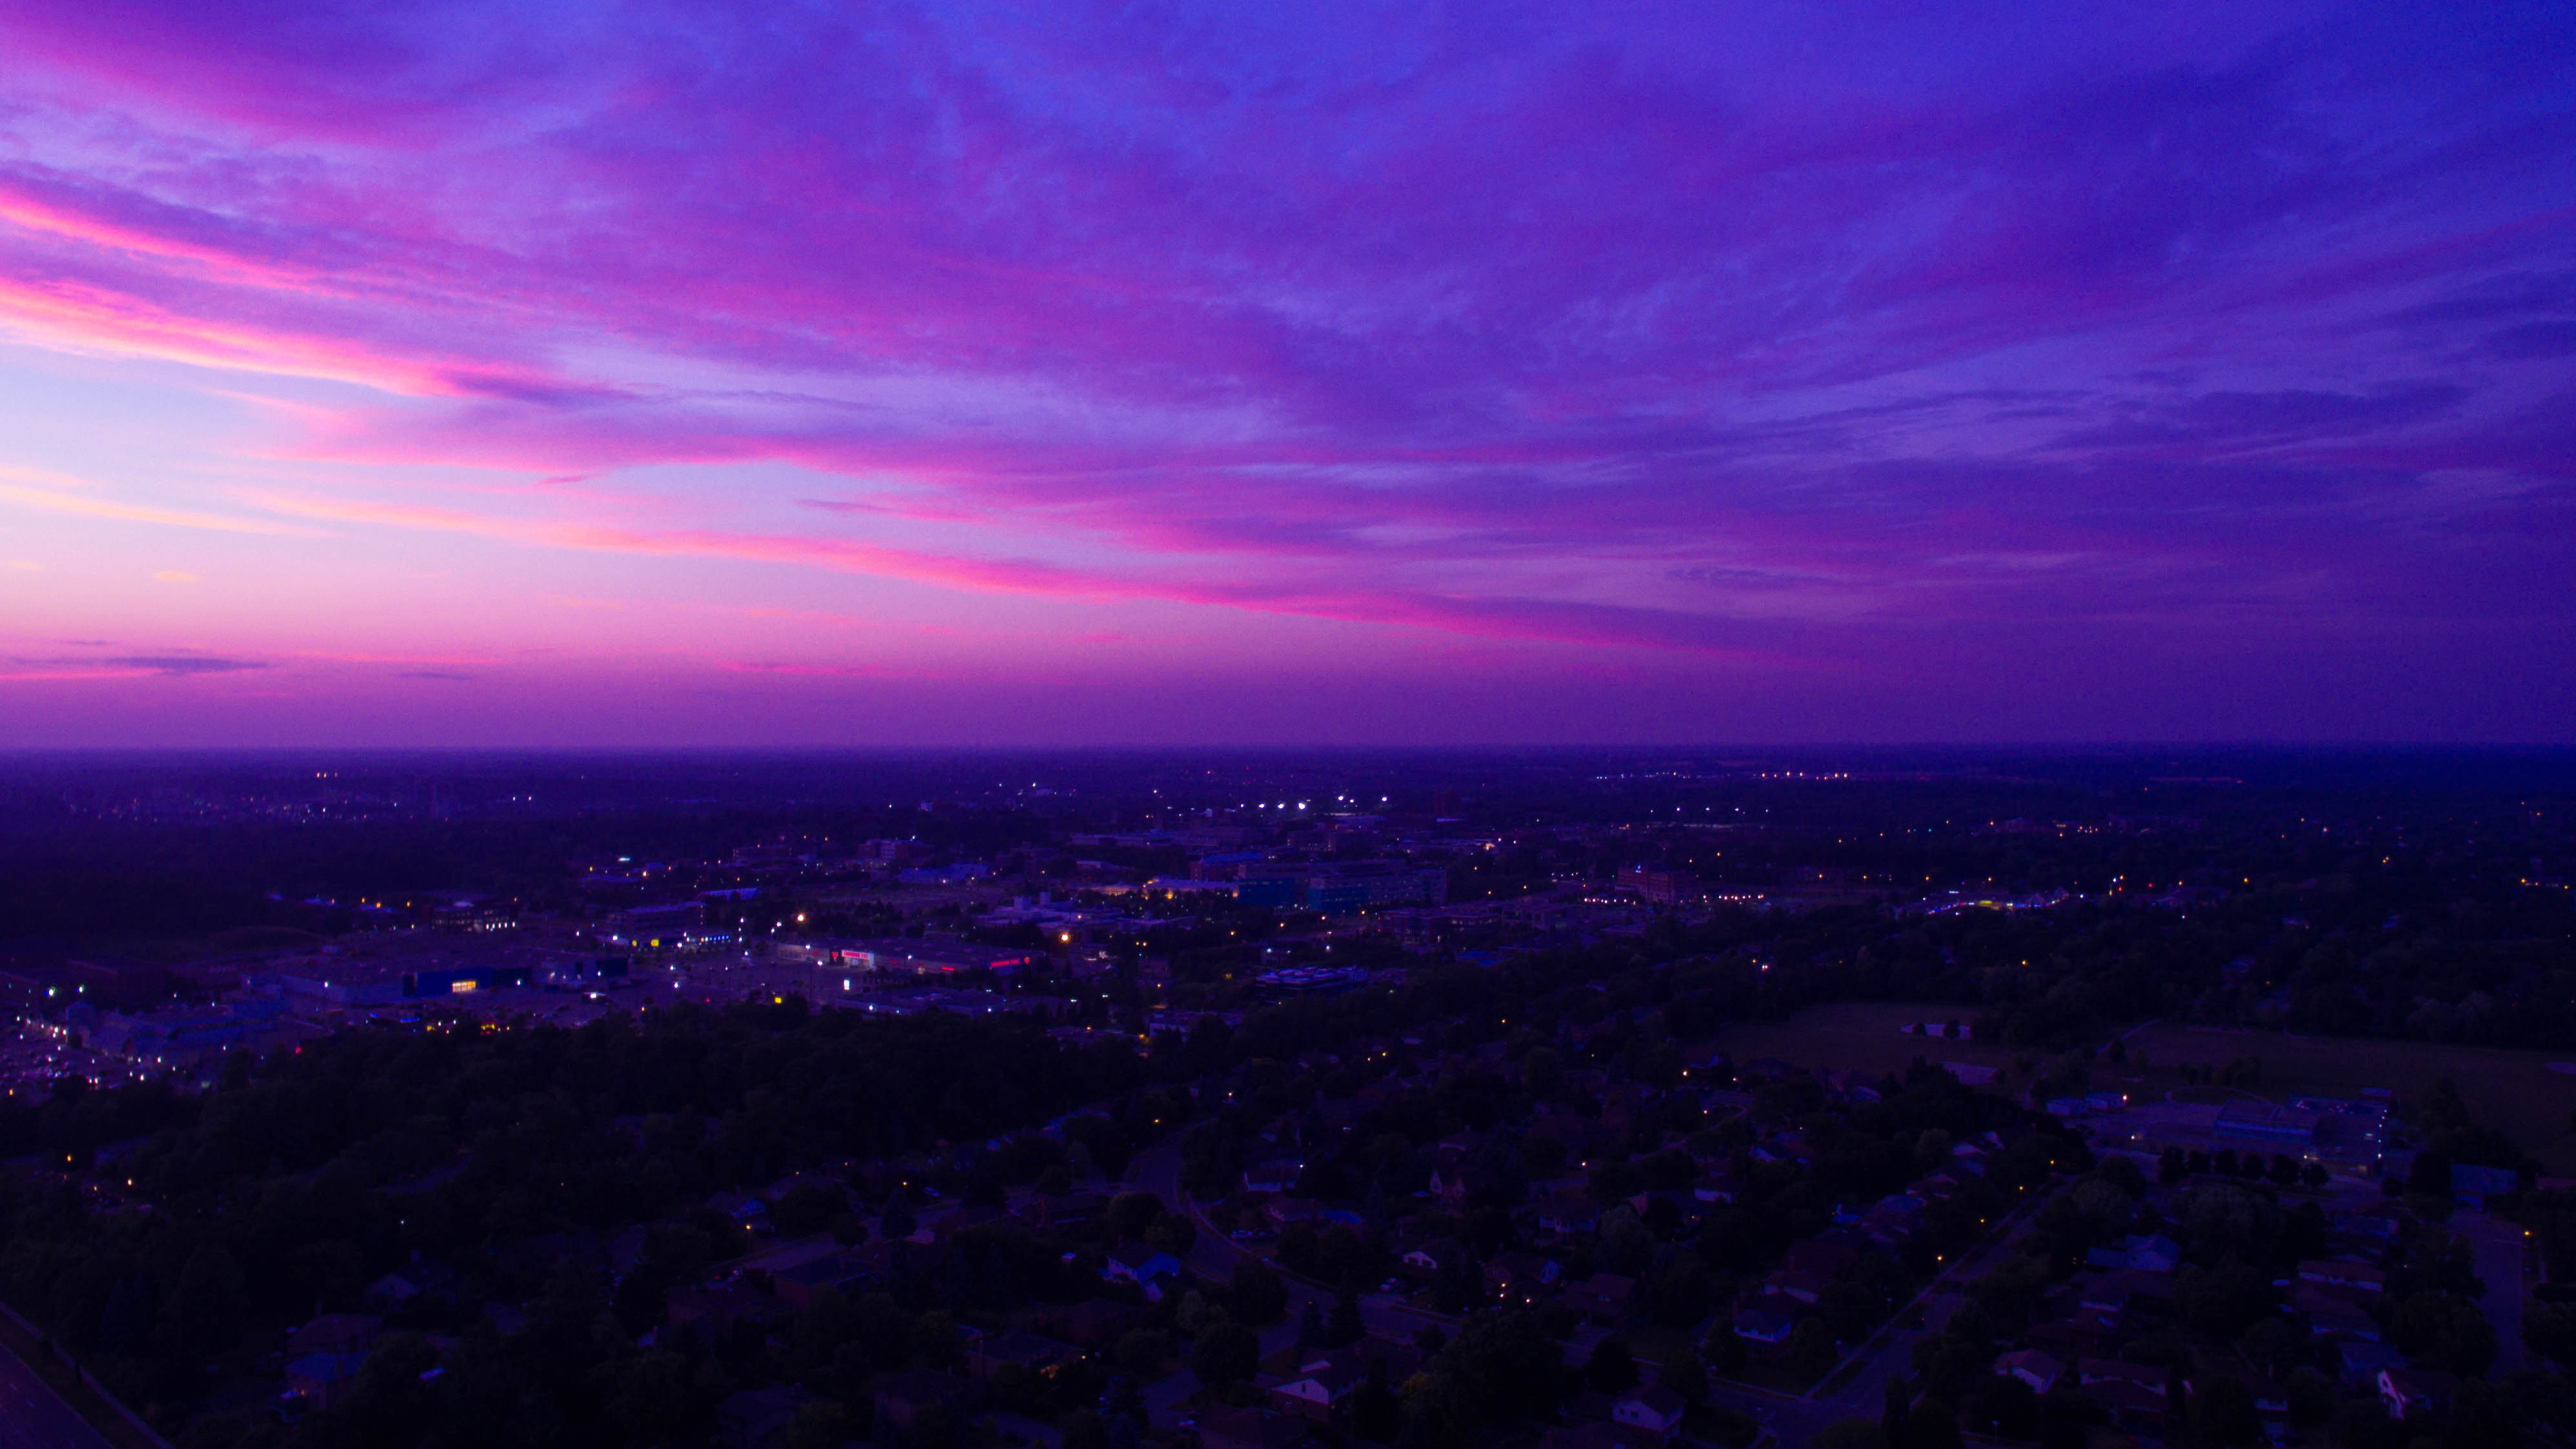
[0, 1339, 116, 1449]
[2455, 1210, 2529, 1375]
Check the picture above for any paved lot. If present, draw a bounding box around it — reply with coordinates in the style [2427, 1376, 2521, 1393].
[0, 1341, 115, 1449]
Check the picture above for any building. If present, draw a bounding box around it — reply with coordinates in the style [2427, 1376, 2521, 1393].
[800, 938, 1040, 986]
[1269, 1350, 1366, 1421]
[283, 1354, 369, 1412]
[1997, 1350, 2064, 1395]
[1611, 1386, 1685, 1438]
[2451, 1163, 2519, 1206]
[1200, 1407, 1314, 1449]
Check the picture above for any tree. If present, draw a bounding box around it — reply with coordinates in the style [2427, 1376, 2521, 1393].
[162, 1245, 247, 1354]
[1229, 1259, 1288, 1325]
[2191, 1376, 2259, 1448]
[1587, 1335, 1638, 1394]
[1327, 1288, 1364, 1348]
[1298, 1297, 1327, 1347]
[1662, 1348, 1709, 1405]
[1112, 1329, 1170, 1378]
[880, 1187, 917, 1241]
[2389, 1290, 2498, 1375]
[1191, 1321, 1262, 1388]
[2158, 1147, 2188, 1184]
[1816, 1419, 1889, 1449]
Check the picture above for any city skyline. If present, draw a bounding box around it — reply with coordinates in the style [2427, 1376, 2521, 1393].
[1, 1, 2571, 745]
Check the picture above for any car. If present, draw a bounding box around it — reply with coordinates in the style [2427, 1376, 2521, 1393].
[1378, 1277, 1404, 1293]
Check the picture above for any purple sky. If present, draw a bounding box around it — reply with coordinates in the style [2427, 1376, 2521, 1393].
[0, 0, 2570, 744]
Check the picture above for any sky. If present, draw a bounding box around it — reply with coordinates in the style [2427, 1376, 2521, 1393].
[0, 0, 2571, 746]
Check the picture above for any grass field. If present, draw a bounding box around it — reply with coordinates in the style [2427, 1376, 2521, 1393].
[1702, 1001, 2023, 1080]
[2123, 1022, 2576, 1172]
[1703, 1004, 2576, 1174]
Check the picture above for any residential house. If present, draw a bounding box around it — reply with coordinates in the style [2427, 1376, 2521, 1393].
[2379, 1368, 2458, 1421]
[1270, 1350, 1368, 1421]
[2297, 1259, 2386, 1294]
[1485, 1251, 1564, 1305]
[967, 1332, 1077, 1379]
[285, 1314, 381, 1359]
[706, 1190, 769, 1224]
[1037, 1298, 1137, 1346]
[1564, 1272, 1636, 1323]
[283, 1354, 368, 1412]
[1533, 1192, 1602, 1237]
[717, 1385, 818, 1449]
[1200, 1407, 1315, 1449]
[2452, 1164, 2519, 1208]
[870, 1368, 979, 1430]
[1997, 1350, 2065, 1395]
[1245, 1160, 1304, 1195]
[771, 1250, 874, 1309]
[1103, 1240, 1183, 1291]
[668, 1284, 789, 1333]
[1611, 1385, 1687, 1439]
[1762, 1267, 1833, 1306]
[1735, 1309, 1796, 1344]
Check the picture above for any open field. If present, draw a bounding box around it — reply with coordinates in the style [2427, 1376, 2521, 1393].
[1704, 1005, 2576, 1173]
[1702, 1001, 2022, 1081]
[2124, 1023, 2576, 1172]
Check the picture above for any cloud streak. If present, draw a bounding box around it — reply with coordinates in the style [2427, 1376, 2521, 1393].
[0, 0, 2570, 737]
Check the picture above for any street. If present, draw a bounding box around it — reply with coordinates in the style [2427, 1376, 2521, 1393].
[0, 1340, 116, 1449]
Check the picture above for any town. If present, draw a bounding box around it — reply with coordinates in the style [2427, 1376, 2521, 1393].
[0, 749, 2568, 1449]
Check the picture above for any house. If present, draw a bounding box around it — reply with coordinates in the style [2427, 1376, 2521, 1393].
[1534, 1192, 1602, 1236]
[967, 1332, 1077, 1379]
[1270, 1350, 1368, 1421]
[1780, 1238, 1860, 1278]
[2378, 1368, 2457, 1420]
[1735, 1309, 1796, 1344]
[2077, 1281, 2131, 1315]
[1245, 1159, 1304, 1194]
[1544, 1425, 1668, 1449]
[2077, 1361, 2164, 1394]
[2304, 1301, 2380, 1342]
[361, 1260, 454, 1315]
[871, 1368, 978, 1430]
[283, 1354, 368, 1412]
[2082, 1377, 2168, 1430]
[1015, 1191, 1103, 1229]
[1485, 1251, 1564, 1304]
[2452, 1164, 2519, 1208]
[1265, 1197, 1325, 1227]
[2297, 1259, 2386, 1294]
[2336, 1342, 2407, 1388]
[1038, 1297, 1137, 1346]
[1762, 1267, 1833, 1305]
[1564, 1272, 1636, 1323]
[1691, 1172, 1740, 1204]
[706, 1190, 769, 1224]
[1997, 1350, 2065, 1395]
[285, 1314, 382, 1358]
[717, 1385, 818, 1449]
[770, 1251, 874, 1309]
[2122, 1235, 2182, 1274]
[668, 1285, 789, 1333]
[1200, 1407, 1315, 1449]
[1611, 1384, 1687, 1438]
[1103, 1240, 1183, 1291]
